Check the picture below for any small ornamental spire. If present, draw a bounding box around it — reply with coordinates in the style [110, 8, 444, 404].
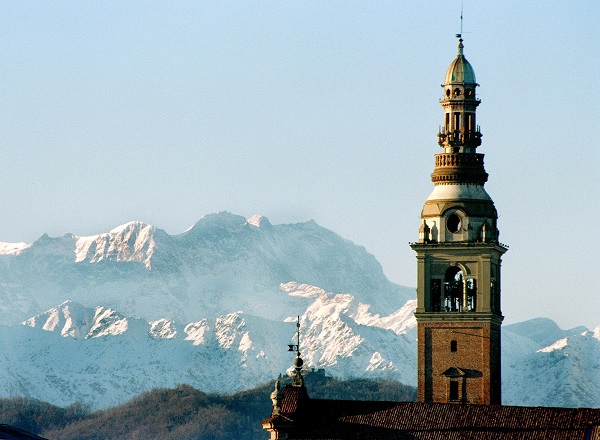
[270, 380, 283, 416]
[287, 316, 304, 387]
[419, 220, 431, 244]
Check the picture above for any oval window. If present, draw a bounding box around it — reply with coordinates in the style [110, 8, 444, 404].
[447, 213, 462, 233]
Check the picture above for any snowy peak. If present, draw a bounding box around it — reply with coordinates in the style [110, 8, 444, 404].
[75, 221, 157, 268]
[87, 306, 129, 338]
[502, 319, 600, 408]
[23, 301, 94, 338]
[214, 312, 248, 350]
[182, 212, 248, 238]
[23, 301, 129, 339]
[280, 282, 417, 336]
[183, 320, 210, 346]
[0, 213, 413, 325]
[0, 241, 30, 255]
[21, 233, 77, 261]
[149, 319, 178, 339]
[246, 214, 272, 229]
[279, 282, 418, 386]
[538, 337, 569, 353]
[352, 300, 417, 335]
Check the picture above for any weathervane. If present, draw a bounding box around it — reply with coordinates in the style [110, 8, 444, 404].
[287, 316, 304, 387]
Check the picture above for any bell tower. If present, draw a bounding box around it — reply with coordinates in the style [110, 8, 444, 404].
[411, 36, 507, 405]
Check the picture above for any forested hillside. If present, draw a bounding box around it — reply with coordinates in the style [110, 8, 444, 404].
[0, 374, 416, 440]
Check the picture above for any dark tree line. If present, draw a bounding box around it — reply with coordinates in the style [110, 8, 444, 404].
[0, 374, 415, 440]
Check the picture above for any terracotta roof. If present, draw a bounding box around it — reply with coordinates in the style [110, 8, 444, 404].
[264, 385, 600, 439]
[281, 384, 310, 414]
[262, 384, 311, 428]
[314, 401, 600, 439]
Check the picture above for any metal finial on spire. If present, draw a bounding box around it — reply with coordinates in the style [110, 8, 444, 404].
[296, 316, 300, 353]
[287, 316, 304, 387]
[456, 0, 465, 55]
[460, 0, 464, 35]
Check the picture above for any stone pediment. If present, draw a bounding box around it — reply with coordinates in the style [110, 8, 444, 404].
[441, 366, 466, 378]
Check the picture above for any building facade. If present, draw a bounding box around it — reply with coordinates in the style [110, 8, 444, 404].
[410, 36, 507, 405]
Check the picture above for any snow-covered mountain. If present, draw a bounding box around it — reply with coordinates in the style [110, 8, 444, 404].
[502, 318, 600, 408]
[4, 285, 417, 410]
[3, 291, 598, 410]
[0, 212, 412, 326]
[0, 214, 597, 410]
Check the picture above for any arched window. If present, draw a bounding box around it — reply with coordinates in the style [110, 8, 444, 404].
[444, 267, 464, 312]
[442, 267, 477, 313]
[446, 213, 462, 233]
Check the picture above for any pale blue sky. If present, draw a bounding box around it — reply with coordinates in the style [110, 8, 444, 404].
[0, 2, 598, 329]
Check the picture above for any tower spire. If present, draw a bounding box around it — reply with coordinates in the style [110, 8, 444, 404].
[411, 36, 507, 405]
[435, 32, 485, 187]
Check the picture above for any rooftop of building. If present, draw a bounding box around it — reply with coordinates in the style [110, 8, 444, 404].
[0, 424, 48, 440]
[444, 37, 477, 85]
[262, 382, 600, 439]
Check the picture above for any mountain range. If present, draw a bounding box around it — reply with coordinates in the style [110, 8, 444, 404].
[0, 213, 597, 410]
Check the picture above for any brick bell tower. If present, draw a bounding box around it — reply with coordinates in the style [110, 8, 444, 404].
[410, 36, 507, 405]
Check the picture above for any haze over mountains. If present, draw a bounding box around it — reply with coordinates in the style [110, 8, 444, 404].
[0, 212, 410, 325]
[0, 213, 598, 409]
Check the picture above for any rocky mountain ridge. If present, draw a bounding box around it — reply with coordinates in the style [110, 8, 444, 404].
[0, 212, 412, 325]
[6, 289, 599, 410]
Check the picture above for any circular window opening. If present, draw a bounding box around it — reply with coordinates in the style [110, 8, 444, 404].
[453, 88, 461, 96]
[447, 213, 462, 233]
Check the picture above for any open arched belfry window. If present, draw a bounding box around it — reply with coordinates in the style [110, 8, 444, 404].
[435, 266, 477, 313]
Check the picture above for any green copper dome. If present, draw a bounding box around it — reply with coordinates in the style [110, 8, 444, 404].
[444, 38, 476, 85]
